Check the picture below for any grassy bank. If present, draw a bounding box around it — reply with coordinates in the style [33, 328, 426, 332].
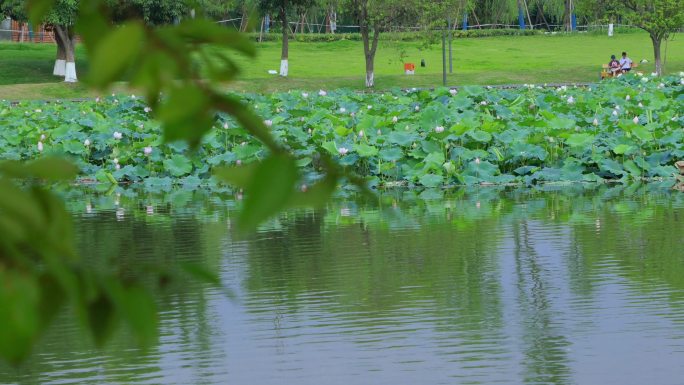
[1, 32, 683, 99]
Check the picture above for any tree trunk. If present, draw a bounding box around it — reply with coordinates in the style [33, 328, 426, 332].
[55, 25, 77, 82]
[536, 2, 550, 30]
[651, 33, 662, 76]
[279, 2, 289, 77]
[53, 27, 66, 76]
[239, 5, 249, 32]
[361, 26, 379, 87]
[563, 0, 572, 32]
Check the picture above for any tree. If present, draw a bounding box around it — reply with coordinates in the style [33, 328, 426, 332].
[618, 0, 683, 75]
[578, 0, 683, 75]
[347, 0, 412, 87]
[258, 0, 314, 77]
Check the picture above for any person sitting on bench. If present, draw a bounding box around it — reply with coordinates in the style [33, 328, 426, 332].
[609, 55, 621, 76]
[620, 51, 633, 72]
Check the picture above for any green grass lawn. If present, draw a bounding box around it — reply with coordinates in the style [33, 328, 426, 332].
[1, 31, 683, 99]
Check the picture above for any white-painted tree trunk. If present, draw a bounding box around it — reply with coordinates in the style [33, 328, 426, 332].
[64, 61, 77, 82]
[280, 59, 289, 77]
[53, 59, 66, 76]
[365, 71, 374, 88]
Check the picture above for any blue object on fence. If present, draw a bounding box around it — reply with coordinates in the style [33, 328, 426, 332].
[462, 13, 468, 31]
[571, 13, 577, 31]
[518, 7, 526, 30]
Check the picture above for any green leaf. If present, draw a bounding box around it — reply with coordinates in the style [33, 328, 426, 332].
[0, 158, 78, 181]
[0, 270, 41, 364]
[354, 143, 379, 157]
[238, 154, 299, 230]
[566, 133, 595, 148]
[468, 130, 492, 143]
[88, 23, 145, 88]
[419, 174, 444, 187]
[87, 291, 118, 347]
[379, 147, 403, 162]
[613, 144, 633, 155]
[163, 155, 193, 177]
[119, 286, 157, 347]
[27, 0, 55, 26]
[213, 163, 259, 188]
[180, 263, 221, 286]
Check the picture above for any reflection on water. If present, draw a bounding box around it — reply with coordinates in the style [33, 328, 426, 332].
[3, 184, 684, 385]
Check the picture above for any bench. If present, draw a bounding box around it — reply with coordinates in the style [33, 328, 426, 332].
[601, 63, 639, 79]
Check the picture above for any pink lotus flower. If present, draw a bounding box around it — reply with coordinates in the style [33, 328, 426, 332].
[435, 126, 445, 133]
[144, 146, 153, 155]
[37, 141, 43, 152]
[338, 147, 349, 156]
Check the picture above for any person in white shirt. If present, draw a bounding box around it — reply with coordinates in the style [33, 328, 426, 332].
[620, 52, 633, 72]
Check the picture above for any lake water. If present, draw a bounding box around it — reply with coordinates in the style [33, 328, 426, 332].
[2, 184, 684, 385]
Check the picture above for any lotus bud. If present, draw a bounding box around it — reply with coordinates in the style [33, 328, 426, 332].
[593, 118, 599, 126]
[40, 134, 46, 141]
[318, 90, 327, 96]
[415, 105, 420, 111]
[633, 116, 639, 124]
[480, 101, 488, 106]
[84, 139, 91, 147]
[612, 110, 618, 116]
[240, 141, 246, 146]
[95, 97, 100, 103]
[35, 109, 42, 113]
[358, 130, 364, 138]
[338, 147, 349, 156]
[567, 96, 575, 104]
[144, 107, 151, 113]
[625, 95, 631, 101]
[223, 122, 229, 129]
[115, 164, 121, 170]
[377, 129, 382, 135]
[435, 126, 445, 133]
[37, 141, 43, 152]
[113, 131, 123, 140]
[339, 107, 346, 113]
[475, 157, 481, 165]
[301, 184, 308, 192]
[113, 158, 119, 164]
[350, 112, 355, 118]
[144, 146, 152, 155]
[263, 119, 273, 127]
[131, 94, 136, 99]
[392, 116, 398, 123]
[302, 92, 309, 98]
[236, 159, 242, 165]
[367, 105, 372, 110]
[449, 89, 457, 96]
[638, 102, 644, 108]
[308, 128, 312, 134]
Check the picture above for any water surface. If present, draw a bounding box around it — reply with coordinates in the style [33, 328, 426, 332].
[2, 184, 684, 385]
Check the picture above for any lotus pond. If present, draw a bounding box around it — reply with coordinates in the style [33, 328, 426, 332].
[2, 74, 683, 188]
[2, 184, 684, 385]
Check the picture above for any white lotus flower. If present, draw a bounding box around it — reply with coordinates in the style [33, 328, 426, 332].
[681, 78, 684, 85]
[302, 92, 309, 98]
[658, 83, 665, 88]
[223, 122, 229, 129]
[308, 128, 312, 134]
[625, 95, 631, 101]
[612, 110, 619, 116]
[651, 72, 658, 77]
[144, 146, 152, 155]
[449, 89, 457, 96]
[113, 131, 123, 140]
[392, 116, 398, 123]
[367, 105, 372, 110]
[37, 141, 43, 152]
[377, 129, 382, 135]
[131, 94, 136, 99]
[113, 158, 119, 164]
[475, 157, 481, 165]
[115, 164, 121, 170]
[263, 119, 273, 127]
[615, 105, 620, 110]
[415, 105, 420, 111]
[236, 159, 242, 165]
[300, 184, 308, 192]
[593, 118, 599, 126]
[35, 109, 42, 113]
[480, 101, 488, 106]
[40, 134, 46, 141]
[638, 102, 644, 108]
[641, 77, 649, 82]
[358, 130, 364, 138]
[633, 116, 639, 124]
[84, 139, 90, 147]
[95, 97, 100, 103]
[339, 107, 346, 113]
[144, 107, 151, 113]
[318, 90, 327, 96]
[567, 96, 575, 104]
[338, 147, 349, 156]
[435, 126, 445, 133]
